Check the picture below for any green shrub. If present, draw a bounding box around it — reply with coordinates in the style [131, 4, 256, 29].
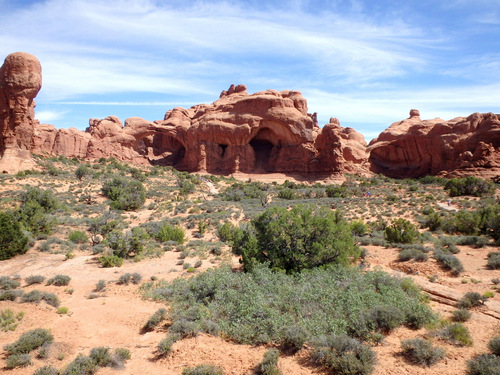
[401, 338, 445, 367]
[113, 347, 131, 363]
[451, 309, 472, 322]
[75, 165, 92, 181]
[5, 353, 32, 368]
[433, 249, 464, 275]
[21, 290, 43, 304]
[0, 309, 24, 331]
[99, 255, 123, 267]
[256, 348, 281, 375]
[438, 323, 473, 346]
[235, 205, 360, 273]
[445, 177, 494, 197]
[95, 280, 106, 292]
[156, 223, 186, 244]
[282, 326, 308, 353]
[4, 328, 54, 355]
[143, 265, 434, 345]
[488, 336, 500, 356]
[350, 220, 368, 236]
[34, 365, 59, 375]
[157, 333, 180, 356]
[310, 334, 375, 375]
[217, 222, 243, 244]
[143, 308, 167, 331]
[47, 274, 71, 286]
[102, 177, 146, 211]
[17, 187, 58, 236]
[182, 364, 225, 375]
[367, 305, 405, 333]
[89, 347, 112, 367]
[0, 275, 21, 290]
[487, 252, 500, 270]
[0, 290, 22, 301]
[457, 292, 485, 309]
[466, 354, 500, 375]
[62, 355, 97, 375]
[118, 272, 142, 285]
[42, 292, 61, 308]
[277, 188, 295, 200]
[385, 219, 420, 244]
[25, 275, 45, 286]
[398, 248, 428, 262]
[0, 211, 29, 260]
[68, 230, 88, 244]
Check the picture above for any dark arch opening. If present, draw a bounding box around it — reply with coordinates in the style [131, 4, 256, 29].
[249, 134, 275, 172]
[219, 144, 228, 158]
[147, 133, 185, 166]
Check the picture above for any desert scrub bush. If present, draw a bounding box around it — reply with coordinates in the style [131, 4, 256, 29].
[433, 248, 464, 275]
[143, 308, 167, 331]
[0, 289, 23, 301]
[310, 334, 375, 375]
[142, 265, 435, 345]
[68, 230, 88, 244]
[89, 346, 112, 367]
[63, 354, 97, 375]
[25, 274, 46, 286]
[0, 309, 24, 331]
[21, 290, 43, 304]
[216, 221, 243, 243]
[47, 274, 71, 286]
[182, 364, 225, 375]
[256, 348, 281, 375]
[488, 336, 500, 356]
[457, 292, 486, 309]
[398, 248, 428, 262]
[99, 255, 123, 267]
[0, 275, 21, 290]
[384, 218, 420, 244]
[34, 365, 59, 375]
[277, 188, 296, 200]
[95, 280, 106, 292]
[401, 338, 445, 367]
[75, 164, 92, 181]
[118, 272, 142, 285]
[157, 333, 180, 356]
[350, 219, 368, 236]
[451, 308, 472, 322]
[445, 176, 495, 197]
[437, 323, 473, 346]
[102, 177, 146, 210]
[487, 252, 500, 270]
[155, 223, 186, 244]
[235, 205, 360, 273]
[282, 325, 308, 353]
[5, 353, 32, 368]
[4, 328, 54, 355]
[17, 187, 59, 236]
[466, 354, 500, 375]
[42, 292, 61, 308]
[0, 211, 29, 260]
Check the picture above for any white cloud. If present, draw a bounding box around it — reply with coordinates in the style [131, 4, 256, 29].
[35, 110, 68, 123]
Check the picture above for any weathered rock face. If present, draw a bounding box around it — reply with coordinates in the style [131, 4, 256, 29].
[0, 52, 41, 172]
[368, 110, 500, 178]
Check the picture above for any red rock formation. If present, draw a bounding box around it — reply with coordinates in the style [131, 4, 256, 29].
[368, 110, 500, 178]
[0, 52, 41, 172]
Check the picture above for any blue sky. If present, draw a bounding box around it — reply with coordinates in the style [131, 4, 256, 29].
[1, 0, 500, 140]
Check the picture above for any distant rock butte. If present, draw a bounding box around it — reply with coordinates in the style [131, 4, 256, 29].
[0, 52, 498, 179]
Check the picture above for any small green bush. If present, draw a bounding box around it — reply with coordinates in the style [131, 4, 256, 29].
[157, 333, 180, 356]
[89, 347, 112, 367]
[401, 338, 445, 367]
[434, 249, 464, 275]
[34, 365, 59, 375]
[46, 274, 71, 286]
[102, 177, 146, 211]
[310, 334, 375, 375]
[385, 219, 420, 244]
[63, 355, 97, 375]
[68, 230, 88, 244]
[282, 326, 308, 353]
[25, 275, 45, 286]
[99, 255, 123, 267]
[0, 309, 24, 332]
[457, 292, 485, 309]
[451, 309, 472, 322]
[95, 280, 106, 292]
[21, 290, 43, 304]
[0, 275, 21, 290]
[4, 328, 54, 355]
[42, 292, 61, 308]
[0, 211, 29, 260]
[143, 308, 167, 331]
[256, 348, 281, 375]
[5, 353, 32, 368]
[466, 354, 500, 375]
[75, 165, 91, 181]
[487, 252, 500, 270]
[216, 222, 242, 243]
[156, 223, 186, 244]
[0, 290, 22, 301]
[438, 323, 473, 346]
[113, 347, 131, 363]
[182, 364, 225, 375]
[488, 336, 500, 356]
[367, 305, 405, 333]
[398, 248, 428, 262]
[445, 176, 494, 197]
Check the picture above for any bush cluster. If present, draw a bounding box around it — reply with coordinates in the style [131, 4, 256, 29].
[401, 338, 445, 367]
[256, 348, 281, 375]
[3, 328, 53, 368]
[467, 336, 500, 374]
[444, 176, 494, 197]
[234, 205, 360, 273]
[385, 219, 420, 244]
[17, 187, 59, 237]
[0, 211, 29, 260]
[102, 177, 146, 210]
[433, 248, 464, 275]
[182, 364, 225, 375]
[63, 347, 130, 375]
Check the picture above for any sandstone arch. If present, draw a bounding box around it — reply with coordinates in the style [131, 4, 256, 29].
[248, 127, 281, 172]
